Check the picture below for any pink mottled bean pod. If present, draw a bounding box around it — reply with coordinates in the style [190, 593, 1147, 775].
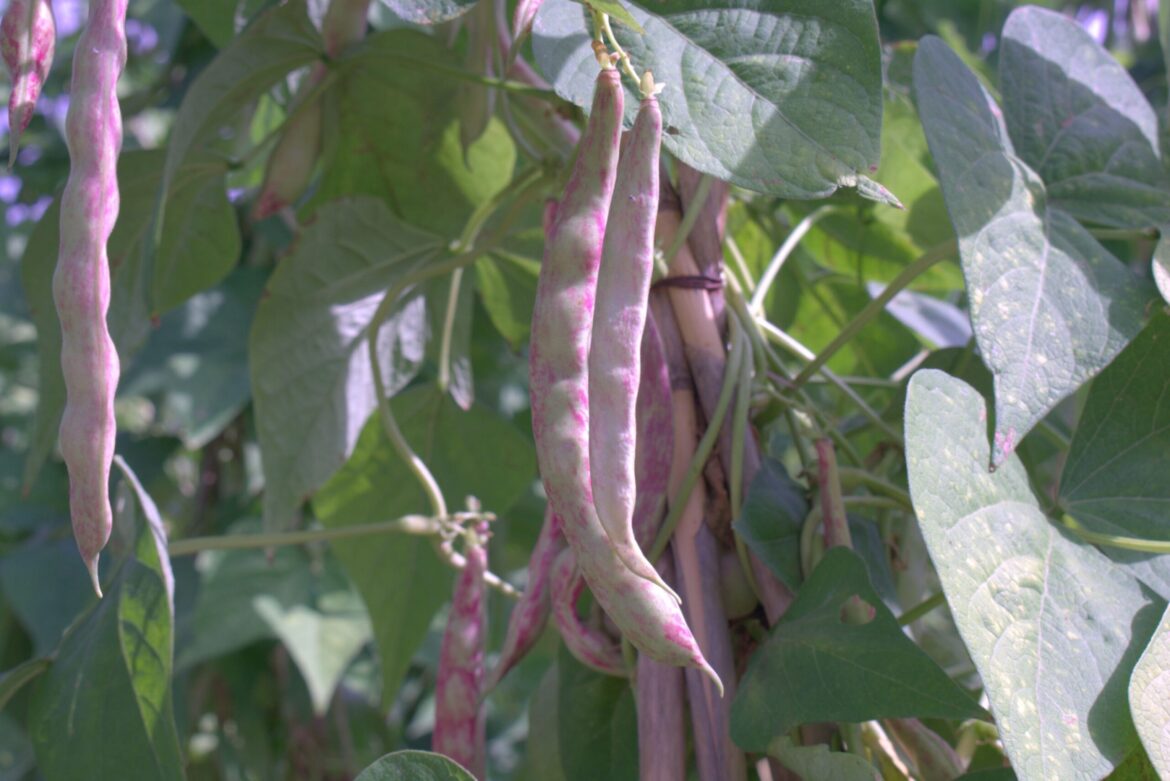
[631, 310, 673, 551]
[53, 0, 128, 597]
[433, 522, 488, 779]
[1, 0, 54, 168]
[550, 548, 625, 677]
[529, 65, 719, 689]
[483, 507, 565, 692]
[589, 87, 673, 595]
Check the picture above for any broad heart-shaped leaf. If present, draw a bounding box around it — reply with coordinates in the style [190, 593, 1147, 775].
[1060, 312, 1170, 540]
[19, 151, 239, 491]
[730, 547, 982, 752]
[533, 0, 891, 201]
[767, 737, 880, 781]
[29, 460, 183, 781]
[999, 7, 1170, 230]
[313, 385, 535, 704]
[732, 457, 808, 591]
[1130, 603, 1170, 778]
[913, 36, 1152, 466]
[354, 750, 475, 781]
[318, 30, 516, 238]
[250, 198, 442, 531]
[905, 369, 1164, 781]
[556, 645, 638, 781]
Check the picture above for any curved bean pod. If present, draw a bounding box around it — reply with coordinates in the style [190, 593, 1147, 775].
[529, 65, 719, 689]
[588, 89, 671, 596]
[550, 548, 625, 677]
[433, 522, 488, 779]
[54, 0, 128, 597]
[483, 507, 565, 692]
[0, 0, 54, 168]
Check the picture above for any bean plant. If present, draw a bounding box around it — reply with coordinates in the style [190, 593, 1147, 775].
[1, 1, 1169, 780]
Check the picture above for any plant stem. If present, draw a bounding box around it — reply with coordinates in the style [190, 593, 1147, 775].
[897, 592, 946, 626]
[790, 240, 956, 391]
[168, 515, 444, 557]
[1058, 514, 1170, 554]
[663, 174, 713, 267]
[437, 268, 464, 394]
[836, 468, 912, 509]
[598, 12, 641, 85]
[750, 205, 834, 313]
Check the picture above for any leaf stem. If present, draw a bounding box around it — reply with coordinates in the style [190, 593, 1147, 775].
[437, 268, 464, 394]
[598, 12, 641, 85]
[663, 174, 713, 267]
[836, 468, 912, 509]
[896, 592, 946, 626]
[750, 205, 834, 313]
[1058, 514, 1170, 554]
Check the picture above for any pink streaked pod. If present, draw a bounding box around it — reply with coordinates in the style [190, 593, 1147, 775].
[549, 548, 625, 677]
[631, 310, 673, 551]
[53, 0, 128, 598]
[528, 66, 720, 689]
[588, 87, 673, 596]
[433, 522, 488, 779]
[1, 0, 54, 168]
[483, 507, 565, 692]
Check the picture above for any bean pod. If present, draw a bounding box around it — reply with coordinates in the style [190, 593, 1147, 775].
[0, 0, 54, 168]
[483, 507, 565, 692]
[529, 64, 719, 689]
[433, 522, 488, 779]
[631, 310, 673, 550]
[54, 0, 128, 597]
[550, 548, 625, 676]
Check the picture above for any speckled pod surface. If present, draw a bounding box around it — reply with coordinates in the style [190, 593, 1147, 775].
[0, 0, 55, 167]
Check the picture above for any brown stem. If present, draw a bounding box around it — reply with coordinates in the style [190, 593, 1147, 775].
[814, 438, 851, 550]
[636, 553, 688, 781]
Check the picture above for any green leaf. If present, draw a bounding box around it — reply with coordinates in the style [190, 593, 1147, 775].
[313, 386, 535, 703]
[379, 0, 477, 24]
[905, 369, 1163, 781]
[0, 711, 35, 779]
[731, 457, 808, 591]
[556, 645, 638, 781]
[730, 547, 982, 752]
[999, 7, 1170, 229]
[29, 461, 184, 781]
[913, 36, 1152, 466]
[174, 0, 269, 47]
[121, 267, 263, 449]
[250, 198, 444, 530]
[585, 0, 643, 33]
[523, 663, 568, 781]
[0, 657, 51, 713]
[766, 736, 880, 781]
[319, 30, 517, 238]
[1153, 236, 1170, 306]
[1060, 312, 1170, 540]
[533, 0, 888, 200]
[1130, 603, 1170, 778]
[474, 253, 539, 351]
[0, 538, 94, 656]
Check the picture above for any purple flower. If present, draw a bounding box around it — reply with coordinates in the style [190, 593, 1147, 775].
[0, 175, 21, 204]
[125, 18, 159, 55]
[55, 0, 85, 38]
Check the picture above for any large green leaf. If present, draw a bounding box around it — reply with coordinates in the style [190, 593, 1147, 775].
[1059, 313, 1170, 541]
[28, 461, 183, 781]
[313, 385, 535, 703]
[250, 198, 443, 530]
[319, 30, 517, 238]
[532, 0, 891, 201]
[913, 36, 1152, 466]
[999, 7, 1170, 229]
[730, 547, 982, 752]
[905, 369, 1163, 780]
[1130, 603, 1170, 778]
[354, 750, 475, 781]
[556, 645, 638, 781]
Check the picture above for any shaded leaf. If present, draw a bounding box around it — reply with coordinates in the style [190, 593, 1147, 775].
[354, 749, 475, 780]
[0, 658, 51, 713]
[474, 253, 538, 351]
[767, 736, 879, 781]
[905, 369, 1162, 780]
[1060, 312, 1170, 540]
[0, 538, 94, 656]
[731, 457, 807, 591]
[1129, 603, 1170, 778]
[380, 0, 477, 24]
[556, 645, 638, 781]
[174, 0, 269, 47]
[250, 198, 442, 530]
[533, 0, 888, 200]
[913, 36, 1152, 466]
[730, 547, 982, 752]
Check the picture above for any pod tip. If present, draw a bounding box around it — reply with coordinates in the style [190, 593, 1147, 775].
[85, 557, 103, 599]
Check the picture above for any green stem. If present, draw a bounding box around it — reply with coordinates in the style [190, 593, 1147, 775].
[663, 174, 714, 268]
[836, 468, 912, 509]
[452, 165, 546, 253]
[598, 12, 640, 85]
[750, 206, 835, 313]
[169, 515, 443, 557]
[437, 268, 464, 394]
[650, 323, 746, 563]
[1058, 514, 1170, 554]
[790, 240, 956, 391]
[897, 592, 946, 626]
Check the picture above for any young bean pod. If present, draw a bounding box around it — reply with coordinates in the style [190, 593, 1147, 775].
[529, 64, 719, 688]
[483, 507, 565, 692]
[588, 84, 672, 596]
[54, 0, 128, 597]
[0, 0, 54, 167]
[433, 522, 488, 779]
[549, 548, 625, 676]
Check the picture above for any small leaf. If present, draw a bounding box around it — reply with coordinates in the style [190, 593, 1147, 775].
[766, 736, 880, 781]
[730, 547, 983, 752]
[1000, 7, 1170, 229]
[1060, 312, 1170, 540]
[913, 36, 1152, 466]
[474, 253, 539, 351]
[250, 198, 443, 530]
[533, 0, 886, 200]
[354, 749, 475, 781]
[905, 369, 1163, 781]
[1129, 603, 1170, 778]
